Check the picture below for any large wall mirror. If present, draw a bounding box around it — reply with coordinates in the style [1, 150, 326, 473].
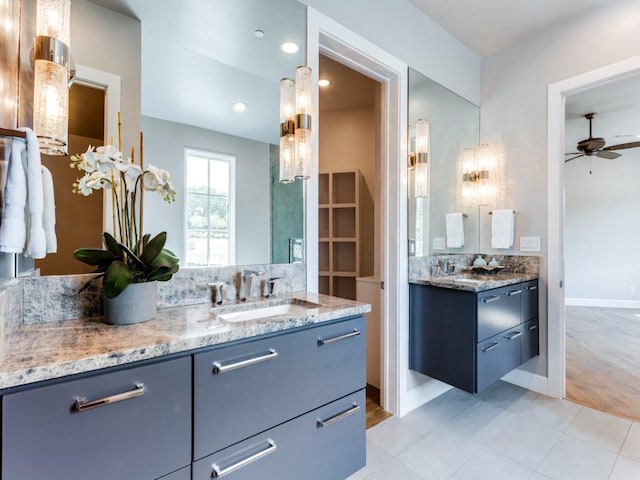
[15, 0, 306, 276]
[408, 67, 480, 256]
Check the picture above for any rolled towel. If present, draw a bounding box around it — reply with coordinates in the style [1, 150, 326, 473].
[0, 137, 27, 253]
[21, 128, 46, 259]
[41, 166, 57, 253]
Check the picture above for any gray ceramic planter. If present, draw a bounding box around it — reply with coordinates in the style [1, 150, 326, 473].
[103, 281, 157, 325]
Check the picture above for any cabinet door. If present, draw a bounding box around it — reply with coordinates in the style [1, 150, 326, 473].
[476, 326, 523, 392]
[194, 316, 366, 459]
[2, 357, 191, 480]
[192, 389, 366, 480]
[157, 466, 191, 480]
[477, 285, 523, 342]
[522, 280, 539, 321]
[521, 319, 540, 363]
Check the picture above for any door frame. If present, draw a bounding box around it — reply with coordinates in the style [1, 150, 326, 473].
[547, 54, 640, 398]
[305, 8, 408, 415]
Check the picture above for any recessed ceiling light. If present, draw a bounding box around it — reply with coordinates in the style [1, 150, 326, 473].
[232, 102, 247, 112]
[254, 29, 264, 38]
[281, 42, 299, 54]
[318, 79, 331, 87]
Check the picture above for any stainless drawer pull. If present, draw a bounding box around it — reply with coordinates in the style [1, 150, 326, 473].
[212, 439, 277, 478]
[482, 342, 500, 353]
[317, 329, 361, 346]
[482, 295, 500, 303]
[317, 404, 361, 428]
[529, 324, 538, 331]
[213, 349, 278, 374]
[74, 382, 144, 412]
[506, 289, 523, 296]
[528, 285, 538, 291]
[506, 331, 523, 340]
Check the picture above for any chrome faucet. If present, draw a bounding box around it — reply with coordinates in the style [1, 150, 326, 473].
[241, 269, 264, 301]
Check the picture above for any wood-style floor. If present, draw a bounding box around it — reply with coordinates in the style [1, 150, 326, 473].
[566, 306, 640, 422]
[366, 384, 392, 429]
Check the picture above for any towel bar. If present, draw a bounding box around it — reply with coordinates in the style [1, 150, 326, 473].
[0, 128, 27, 139]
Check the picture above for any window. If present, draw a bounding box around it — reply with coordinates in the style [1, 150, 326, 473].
[184, 149, 235, 266]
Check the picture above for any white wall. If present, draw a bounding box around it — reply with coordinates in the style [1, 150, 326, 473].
[71, 0, 141, 153]
[141, 116, 271, 265]
[565, 113, 640, 306]
[301, 0, 481, 104]
[481, 0, 640, 377]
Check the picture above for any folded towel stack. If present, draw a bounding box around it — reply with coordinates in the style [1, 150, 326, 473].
[445, 212, 465, 248]
[491, 209, 514, 249]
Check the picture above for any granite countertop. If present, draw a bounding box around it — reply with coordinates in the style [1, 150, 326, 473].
[410, 272, 538, 292]
[0, 292, 370, 391]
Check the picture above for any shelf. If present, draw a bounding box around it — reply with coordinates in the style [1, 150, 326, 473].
[319, 173, 330, 205]
[319, 208, 330, 238]
[318, 275, 330, 296]
[319, 242, 330, 272]
[333, 208, 356, 238]
[332, 172, 356, 204]
[333, 242, 356, 273]
[330, 203, 356, 208]
[333, 277, 356, 301]
[331, 272, 357, 278]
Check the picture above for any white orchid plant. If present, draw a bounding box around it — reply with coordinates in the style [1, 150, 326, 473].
[70, 144, 179, 298]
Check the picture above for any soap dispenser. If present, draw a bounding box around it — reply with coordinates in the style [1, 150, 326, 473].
[472, 255, 487, 267]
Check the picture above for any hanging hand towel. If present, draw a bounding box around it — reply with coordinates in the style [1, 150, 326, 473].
[41, 166, 57, 254]
[22, 128, 46, 259]
[0, 137, 27, 253]
[491, 209, 514, 249]
[446, 212, 465, 248]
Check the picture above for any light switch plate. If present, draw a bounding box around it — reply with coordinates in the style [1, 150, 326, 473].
[520, 236, 541, 252]
[432, 237, 446, 250]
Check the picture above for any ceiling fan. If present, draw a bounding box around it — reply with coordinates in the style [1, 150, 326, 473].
[565, 112, 640, 163]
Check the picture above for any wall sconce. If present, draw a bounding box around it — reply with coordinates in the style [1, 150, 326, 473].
[279, 65, 312, 183]
[408, 118, 430, 197]
[461, 143, 495, 205]
[33, 0, 73, 155]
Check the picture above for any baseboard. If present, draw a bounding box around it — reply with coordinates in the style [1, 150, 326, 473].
[565, 298, 640, 309]
[399, 377, 452, 417]
[501, 368, 550, 396]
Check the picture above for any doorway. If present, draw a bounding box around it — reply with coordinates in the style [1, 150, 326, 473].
[317, 54, 390, 428]
[562, 75, 640, 421]
[547, 54, 640, 404]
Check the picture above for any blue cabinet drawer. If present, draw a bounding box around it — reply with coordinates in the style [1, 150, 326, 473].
[194, 316, 366, 459]
[521, 319, 539, 363]
[522, 280, 539, 321]
[477, 326, 522, 392]
[477, 285, 523, 342]
[2, 357, 192, 480]
[157, 466, 191, 480]
[192, 389, 366, 480]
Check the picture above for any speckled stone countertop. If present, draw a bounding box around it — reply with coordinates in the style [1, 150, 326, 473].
[0, 293, 370, 391]
[410, 272, 538, 292]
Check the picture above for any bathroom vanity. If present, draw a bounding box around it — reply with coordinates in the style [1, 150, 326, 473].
[409, 274, 539, 394]
[0, 293, 368, 480]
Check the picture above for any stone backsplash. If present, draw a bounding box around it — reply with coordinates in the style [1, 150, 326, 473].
[15, 263, 306, 325]
[409, 254, 539, 279]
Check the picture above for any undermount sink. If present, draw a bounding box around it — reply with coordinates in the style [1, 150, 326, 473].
[452, 277, 487, 284]
[215, 299, 323, 324]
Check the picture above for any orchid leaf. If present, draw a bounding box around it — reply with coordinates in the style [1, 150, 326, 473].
[73, 248, 116, 267]
[117, 243, 145, 271]
[102, 260, 136, 298]
[141, 232, 167, 265]
[102, 232, 122, 259]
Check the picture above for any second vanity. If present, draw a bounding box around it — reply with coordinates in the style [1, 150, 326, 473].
[0, 293, 369, 480]
[409, 272, 539, 394]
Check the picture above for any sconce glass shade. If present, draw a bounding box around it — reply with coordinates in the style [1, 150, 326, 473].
[279, 77, 296, 183]
[415, 119, 430, 155]
[36, 0, 71, 45]
[476, 143, 495, 171]
[414, 161, 428, 197]
[33, 59, 68, 155]
[294, 65, 312, 179]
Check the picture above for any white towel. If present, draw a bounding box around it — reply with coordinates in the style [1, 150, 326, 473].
[491, 209, 514, 249]
[41, 166, 57, 254]
[22, 128, 46, 259]
[445, 212, 465, 248]
[0, 137, 27, 253]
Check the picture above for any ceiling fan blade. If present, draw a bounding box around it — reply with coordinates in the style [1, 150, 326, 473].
[596, 150, 621, 160]
[602, 141, 640, 151]
[565, 152, 581, 155]
[564, 154, 584, 163]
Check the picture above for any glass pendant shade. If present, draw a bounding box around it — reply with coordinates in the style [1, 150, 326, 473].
[279, 78, 296, 183]
[279, 136, 295, 184]
[294, 65, 312, 179]
[33, 59, 69, 155]
[415, 119, 430, 155]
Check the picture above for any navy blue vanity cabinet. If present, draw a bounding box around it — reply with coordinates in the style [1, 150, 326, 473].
[157, 466, 191, 480]
[410, 280, 539, 394]
[1, 357, 192, 480]
[193, 315, 366, 460]
[192, 389, 366, 480]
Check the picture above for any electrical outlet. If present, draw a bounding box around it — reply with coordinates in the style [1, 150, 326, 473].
[630, 286, 636, 295]
[520, 236, 541, 252]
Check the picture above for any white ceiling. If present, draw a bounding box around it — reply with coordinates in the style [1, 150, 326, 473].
[409, 0, 613, 56]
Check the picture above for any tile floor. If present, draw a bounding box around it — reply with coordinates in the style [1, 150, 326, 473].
[348, 381, 640, 480]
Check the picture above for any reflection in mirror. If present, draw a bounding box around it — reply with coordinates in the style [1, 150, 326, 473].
[27, 0, 306, 275]
[408, 68, 480, 256]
